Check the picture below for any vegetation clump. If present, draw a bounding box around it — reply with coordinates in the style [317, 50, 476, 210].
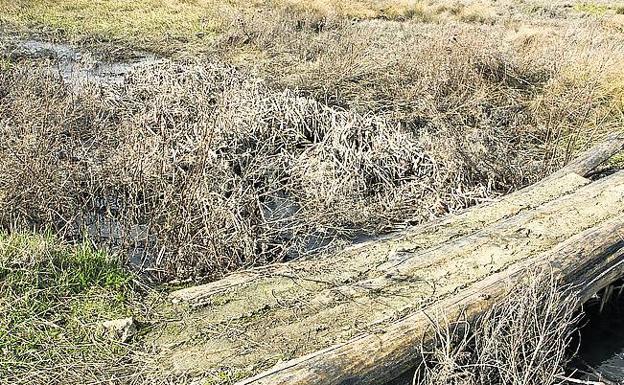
[0, 232, 154, 385]
[0, 57, 551, 281]
[417, 274, 581, 385]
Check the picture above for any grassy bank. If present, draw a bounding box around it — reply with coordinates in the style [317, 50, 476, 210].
[0, 232, 156, 385]
[4, 1, 624, 55]
[0, 0, 437, 54]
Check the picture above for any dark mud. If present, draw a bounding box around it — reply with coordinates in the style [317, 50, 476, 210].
[576, 282, 624, 384]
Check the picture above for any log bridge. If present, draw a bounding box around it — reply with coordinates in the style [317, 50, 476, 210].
[156, 133, 624, 385]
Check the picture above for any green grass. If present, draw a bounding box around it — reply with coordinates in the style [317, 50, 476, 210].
[573, 2, 623, 15]
[203, 369, 253, 385]
[574, 3, 608, 15]
[0, 0, 226, 53]
[0, 232, 146, 384]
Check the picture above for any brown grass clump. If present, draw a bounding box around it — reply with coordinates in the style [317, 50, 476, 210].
[220, 8, 624, 164]
[416, 273, 581, 385]
[1, 58, 522, 281]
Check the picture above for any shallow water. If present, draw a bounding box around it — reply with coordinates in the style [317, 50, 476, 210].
[577, 289, 624, 383]
[8, 39, 160, 86]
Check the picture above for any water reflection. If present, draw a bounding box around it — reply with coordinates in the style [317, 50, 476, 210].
[6, 39, 161, 87]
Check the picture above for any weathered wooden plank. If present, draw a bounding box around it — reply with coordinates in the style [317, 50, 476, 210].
[376, 171, 624, 276]
[170, 133, 624, 306]
[237, 214, 624, 385]
[288, 170, 624, 307]
[153, 171, 624, 381]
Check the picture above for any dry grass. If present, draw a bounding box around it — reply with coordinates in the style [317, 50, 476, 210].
[416, 273, 582, 385]
[0, 59, 520, 281]
[1, 1, 623, 282]
[0, 0, 465, 54]
[220, 6, 624, 135]
[4, 0, 608, 55]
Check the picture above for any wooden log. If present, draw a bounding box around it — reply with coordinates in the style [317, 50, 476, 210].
[153, 170, 624, 380]
[157, 135, 624, 383]
[237, 214, 624, 385]
[376, 170, 624, 276]
[576, 248, 624, 303]
[549, 131, 624, 179]
[170, 172, 589, 305]
[170, 133, 623, 304]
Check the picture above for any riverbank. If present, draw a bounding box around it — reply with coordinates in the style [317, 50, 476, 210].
[1, 1, 624, 384]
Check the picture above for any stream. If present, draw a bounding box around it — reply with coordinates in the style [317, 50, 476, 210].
[5, 39, 161, 86]
[576, 284, 624, 384]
